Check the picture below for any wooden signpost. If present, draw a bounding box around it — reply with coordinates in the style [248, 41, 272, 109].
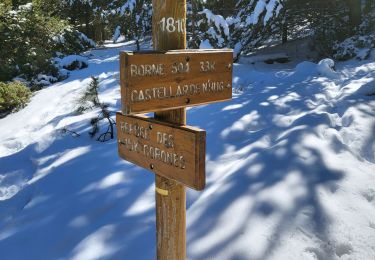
[116, 0, 233, 259]
[117, 113, 206, 190]
[120, 50, 233, 114]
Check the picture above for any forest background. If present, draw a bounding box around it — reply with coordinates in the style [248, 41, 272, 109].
[0, 0, 374, 113]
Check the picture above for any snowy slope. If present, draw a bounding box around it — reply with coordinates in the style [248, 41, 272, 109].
[0, 42, 374, 260]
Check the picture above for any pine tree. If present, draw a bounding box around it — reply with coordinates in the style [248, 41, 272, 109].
[233, 0, 284, 56]
[110, 0, 152, 49]
[232, 0, 365, 57]
[77, 77, 115, 142]
[364, 0, 374, 14]
[187, 0, 232, 49]
[187, 0, 204, 48]
[293, 0, 356, 56]
[203, 0, 237, 17]
[346, 0, 362, 29]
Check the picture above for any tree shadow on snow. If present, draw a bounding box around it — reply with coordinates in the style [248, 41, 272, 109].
[0, 133, 157, 259]
[0, 42, 159, 260]
[1, 52, 372, 259]
[185, 65, 347, 260]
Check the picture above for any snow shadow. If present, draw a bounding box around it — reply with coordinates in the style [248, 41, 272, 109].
[185, 64, 350, 259]
[1, 43, 374, 259]
[0, 134, 157, 259]
[0, 42, 160, 259]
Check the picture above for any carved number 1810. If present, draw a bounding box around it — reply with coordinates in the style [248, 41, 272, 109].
[160, 17, 186, 33]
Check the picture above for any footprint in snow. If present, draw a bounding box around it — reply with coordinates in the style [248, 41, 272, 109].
[362, 188, 375, 204]
[335, 242, 353, 258]
[341, 114, 354, 128]
[303, 247, 326, 260]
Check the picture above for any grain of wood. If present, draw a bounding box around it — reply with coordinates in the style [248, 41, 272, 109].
[116, 113, 206, 190]
[153, 0, 187, 259]
[120, 50, 233, 114]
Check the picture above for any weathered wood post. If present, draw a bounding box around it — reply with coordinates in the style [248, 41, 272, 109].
[117, 2, 232, 258]
[152, 1, 187, 259]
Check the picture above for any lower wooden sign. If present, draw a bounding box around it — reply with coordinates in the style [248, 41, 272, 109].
[116, 113, 206, 190]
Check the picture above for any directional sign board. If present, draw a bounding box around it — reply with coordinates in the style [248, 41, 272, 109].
[116, 113, 206, 190]
[120, 49, 233, 114]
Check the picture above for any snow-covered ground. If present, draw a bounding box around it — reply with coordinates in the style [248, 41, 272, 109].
[0, 42, 374, 260]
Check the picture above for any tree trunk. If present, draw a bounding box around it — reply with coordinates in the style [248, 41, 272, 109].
[282, 21, 288, 44]
[364, 0, 372, 14]
[85, 5, 91, 38]
[280, 3, 288, 44]
[136, 39, 140, 51]
[346, 0, 362, 29]
[101, 22, 106, 43]
[191, 1, 197, 48]
[11, 0, 18, 9]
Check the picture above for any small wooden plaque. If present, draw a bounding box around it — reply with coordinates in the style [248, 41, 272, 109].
[120, 49, 233, 114]
[116, 113, 206, 190]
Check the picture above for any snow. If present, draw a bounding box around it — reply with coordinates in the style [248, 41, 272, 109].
[264, 0, 279, 25]
[78, 32, 96, 48]
[198, 9, 230, 48]
[317, 58, 340, 79]
[18, 2, 33, 11]
[245, 0, 283, 26]
[234, 42, 243, 58]
[64, 0, 93, 7]
[0, 42, 375, 260]
[33, 74, 59, 87]
[200, 9, 230, 37]
[334, 33, 375, 61]
[247, 0, 267, 25]
[119, 0, 137, 15]
[54, 55, 89, 70]
[112, 26, 121, 43]
[199, 39, 213, 49]
[52, 35, 66, 44]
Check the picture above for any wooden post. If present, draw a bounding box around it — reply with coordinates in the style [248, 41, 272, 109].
[152, 0, 187, 259]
